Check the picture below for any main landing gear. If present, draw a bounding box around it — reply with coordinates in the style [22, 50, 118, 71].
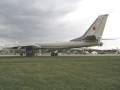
[50, 50, 58, 56]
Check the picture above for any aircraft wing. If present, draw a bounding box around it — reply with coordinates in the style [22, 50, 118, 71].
[6, 43, 40, 49]
[4, 44, 41, 56]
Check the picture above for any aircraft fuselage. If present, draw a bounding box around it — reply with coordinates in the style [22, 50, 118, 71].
[39, 41, 101, 49]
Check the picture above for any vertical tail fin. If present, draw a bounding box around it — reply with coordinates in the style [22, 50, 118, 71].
[71, 14, 108, 42]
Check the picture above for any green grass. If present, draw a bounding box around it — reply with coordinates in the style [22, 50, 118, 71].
[0, 56, 120, 90]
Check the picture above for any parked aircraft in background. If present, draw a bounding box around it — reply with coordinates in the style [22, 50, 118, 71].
[6, 14, 109, 56]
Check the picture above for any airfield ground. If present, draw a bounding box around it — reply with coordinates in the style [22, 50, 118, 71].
[0, 56, 120, 90]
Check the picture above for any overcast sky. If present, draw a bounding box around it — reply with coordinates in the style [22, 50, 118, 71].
[0, 0, 120, 49]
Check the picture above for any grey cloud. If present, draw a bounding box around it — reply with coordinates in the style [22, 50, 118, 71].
[0, 0, 81, 44]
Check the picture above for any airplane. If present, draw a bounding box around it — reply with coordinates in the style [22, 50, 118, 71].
[6, 14, 108, 56]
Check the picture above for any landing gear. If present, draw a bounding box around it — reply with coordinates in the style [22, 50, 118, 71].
[51, 52, 58, 56]
[50, 50, 58, 56]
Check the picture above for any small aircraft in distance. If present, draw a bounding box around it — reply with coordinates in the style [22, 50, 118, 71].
[8, 14, 109, 56]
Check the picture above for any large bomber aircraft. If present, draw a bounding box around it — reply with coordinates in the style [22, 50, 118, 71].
[8, 14, 108, 56]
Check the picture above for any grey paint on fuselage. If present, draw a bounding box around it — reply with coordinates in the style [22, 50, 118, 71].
[39, 41, 99, 49]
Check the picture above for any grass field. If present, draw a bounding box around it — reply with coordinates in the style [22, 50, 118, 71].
[0, 56, 120, 90]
